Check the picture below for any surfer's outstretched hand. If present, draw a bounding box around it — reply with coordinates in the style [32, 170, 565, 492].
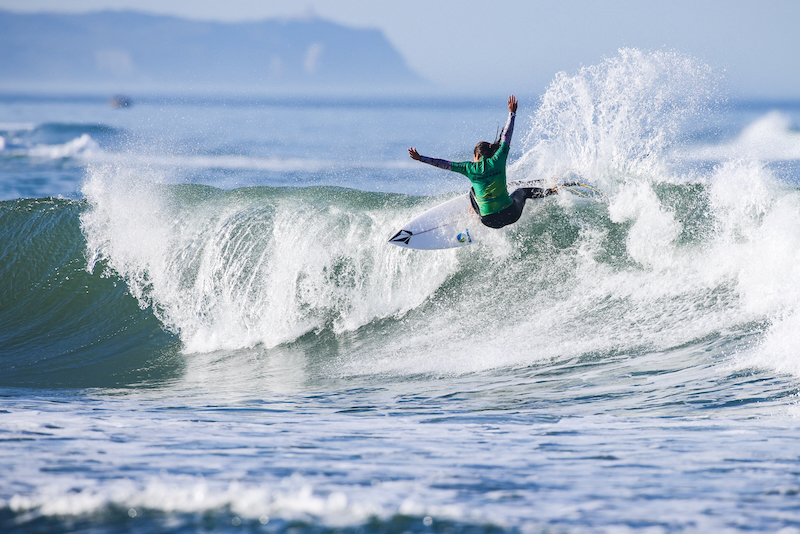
[508, 95, 518, 114]
[408, 147, 422, 161]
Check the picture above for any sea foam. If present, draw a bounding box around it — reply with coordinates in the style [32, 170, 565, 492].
[27, 133, 101, 159]
[80, 164, 458, 353]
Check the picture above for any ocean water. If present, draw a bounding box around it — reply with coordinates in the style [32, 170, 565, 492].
[3, 49, 800, 533]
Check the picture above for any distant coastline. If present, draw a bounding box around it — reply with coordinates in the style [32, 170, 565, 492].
[0, 10, 425, 93]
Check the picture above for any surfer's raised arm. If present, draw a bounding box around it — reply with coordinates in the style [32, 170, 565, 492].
[408, 95, 518, 170]
[501, 94, 517, 145]
[407, 147, 452, 170]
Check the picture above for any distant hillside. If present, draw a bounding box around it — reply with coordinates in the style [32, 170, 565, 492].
[0, 10, 424, 91]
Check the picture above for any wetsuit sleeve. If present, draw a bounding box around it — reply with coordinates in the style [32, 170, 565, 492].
[418, 155, 453, 171]
[500, 112, 516, 144]
[449, 161, 472, 176]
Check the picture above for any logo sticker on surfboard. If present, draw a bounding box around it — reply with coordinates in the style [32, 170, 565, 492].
[456, 229, 471, 243]
[389, 229, 413, 245]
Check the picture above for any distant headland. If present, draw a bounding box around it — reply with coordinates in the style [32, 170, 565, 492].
[0, 10, 424, 93]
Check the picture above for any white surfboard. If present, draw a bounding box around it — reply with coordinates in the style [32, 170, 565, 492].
[389, 180, 551, 250]
[388, 193, 481, 250]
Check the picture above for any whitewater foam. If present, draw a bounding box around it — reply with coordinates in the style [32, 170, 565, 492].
[80, 164, 459, 353]
[5, 475, 386, 527]
[25, 133, 101, 159]
[514, 48, 718, 189]
[607, 181, 682, 269]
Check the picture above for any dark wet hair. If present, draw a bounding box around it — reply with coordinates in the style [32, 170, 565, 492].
[473, 141, 499, 159]
[473, 126, 503, 159]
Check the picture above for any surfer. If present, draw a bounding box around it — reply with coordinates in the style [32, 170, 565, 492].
[408, 95, 555, 229]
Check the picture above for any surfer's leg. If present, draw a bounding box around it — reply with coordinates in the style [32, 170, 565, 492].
[480, 190, 526, 228]
[509, 188, 528, 212]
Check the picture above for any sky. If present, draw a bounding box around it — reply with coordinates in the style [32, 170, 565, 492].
[1, 0, 799, 99]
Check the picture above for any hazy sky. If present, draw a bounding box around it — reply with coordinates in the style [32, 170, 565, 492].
[2, 0, 799, 98]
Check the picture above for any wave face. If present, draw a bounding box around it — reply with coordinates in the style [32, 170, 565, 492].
[0, 198, 179, 388]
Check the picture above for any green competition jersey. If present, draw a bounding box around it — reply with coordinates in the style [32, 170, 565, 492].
[450, 142, 513, 216]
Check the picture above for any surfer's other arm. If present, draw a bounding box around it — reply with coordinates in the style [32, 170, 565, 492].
[407, 147, 452, 170]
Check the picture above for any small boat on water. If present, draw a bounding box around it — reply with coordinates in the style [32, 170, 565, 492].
[109, 95, 133, 108]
